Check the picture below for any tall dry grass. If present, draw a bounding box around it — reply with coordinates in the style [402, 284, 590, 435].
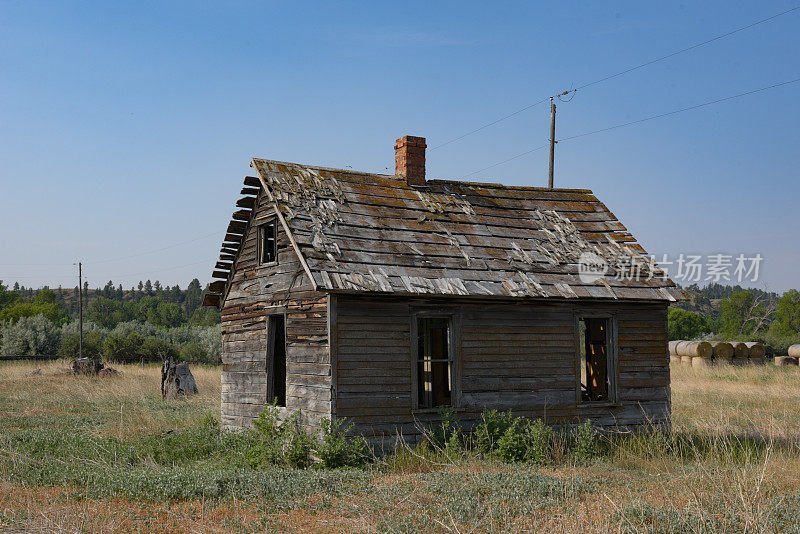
[0, 359, 220, 437]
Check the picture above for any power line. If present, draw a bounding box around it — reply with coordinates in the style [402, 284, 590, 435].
[88, 231, 220, 264]
[458, 76, 800, 179]
[461, 145, 548, 178]
[431, 5, 800, 151]
[0, 231, 220, 267]
[557, 76, 800, 142]
[430, 98, 550, 151]
[574, 5, 800, 91]
[1, 258, 217, 283]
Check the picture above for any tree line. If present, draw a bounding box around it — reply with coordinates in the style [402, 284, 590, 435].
[0, 279, 221, 363]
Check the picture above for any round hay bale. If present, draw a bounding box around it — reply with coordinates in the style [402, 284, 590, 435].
[670, 355, 681, 365]
[775, 356, 799, 366]
[748, 357, 765, 366]
[732, 358, 748, 366]
[787, 344, 800, 358]
[729, 342, 748, 359]
[744, 342, 766, 359]
[676, 341, 713, 358]
[668, 340, 683, 355]
[692, 356, 712, 368]
[710, 341, 734, 360]
[681, 355, 693, 366]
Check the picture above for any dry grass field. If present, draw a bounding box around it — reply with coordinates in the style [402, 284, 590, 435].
[1, 360, 799, 533]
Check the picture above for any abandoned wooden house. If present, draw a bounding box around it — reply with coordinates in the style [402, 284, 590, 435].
[202, 135, 685, 442]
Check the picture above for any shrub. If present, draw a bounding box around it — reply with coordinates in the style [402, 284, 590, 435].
[0, 315, 61, 356]
[59, 331, 105, 359]
[426, 406, 461, 450]
[140, 336, 177, 362]
[474, 409, 516, 454]
[316, 418, 370, 468]
[179, 341, 208, 363]
[523, 419, 553, 465]
[247, 404, 288, 468]
[284, 415, 315, 469]
[102, 332, 145, 363]
[198, 324, 221, 362]
[495, 418, 527, 462]
[573, 420, 601, 463]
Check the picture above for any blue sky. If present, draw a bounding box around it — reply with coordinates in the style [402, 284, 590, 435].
[1, 1, 798, 292]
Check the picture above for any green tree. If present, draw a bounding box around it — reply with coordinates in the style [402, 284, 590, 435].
[0, 289, 67, 324]
[102, 280, 115, 298]
[189, 306, 220, 327]
[770, 289, 800, 336]
[720, 290, 773, 337]
[86, 298, 126, 329]
[668, 307, 710, 340]
[0, 281, 20, 310]
[184, 279, 202, 317]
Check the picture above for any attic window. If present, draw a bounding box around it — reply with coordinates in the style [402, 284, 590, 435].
[577, 316, 617, 403]
[259, 220, 277, 265]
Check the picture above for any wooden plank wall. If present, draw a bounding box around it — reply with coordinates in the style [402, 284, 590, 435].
[221, 191, 331, 430]
[334, 295, 669, 443]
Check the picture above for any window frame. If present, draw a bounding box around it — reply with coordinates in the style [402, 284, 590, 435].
[258, 219, 278, 266]
[573, 312, 619, 406]
[410, 309, 461, 412]
[266, 313, 287, 407]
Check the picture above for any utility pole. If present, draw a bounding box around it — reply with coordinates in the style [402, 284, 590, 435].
[78, 262, 83, 359]
[548, 97, 556, 188]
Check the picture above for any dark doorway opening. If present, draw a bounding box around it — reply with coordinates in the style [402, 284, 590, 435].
[268, 315, 286, 406]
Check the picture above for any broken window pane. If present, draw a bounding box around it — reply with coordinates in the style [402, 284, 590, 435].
[260, 221, 277, 264]
[417, 317, 451, 408]
[579, 317, 610, 402]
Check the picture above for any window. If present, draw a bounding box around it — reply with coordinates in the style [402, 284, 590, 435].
[577, 317, 616, 403]
[259, 220, 277, 265]
[416, 317, 452, 408]
[267, 315, 286, 407]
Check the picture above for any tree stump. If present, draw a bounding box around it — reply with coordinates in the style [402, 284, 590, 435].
[161, 357, 199, 399]
[72, 358, 103, 375]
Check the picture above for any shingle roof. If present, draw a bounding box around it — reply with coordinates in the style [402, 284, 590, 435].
[204, 158, 684, 306]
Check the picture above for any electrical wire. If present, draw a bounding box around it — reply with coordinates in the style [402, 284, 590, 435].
[574, 5, 800, 92]
[88, 231, 220, 264]
[430, 5, 800, 151]
[430, 98, 550, 151]
[460, 145, 548, 179]
[457, 76, 800, 179]
[1, 259, 217, 283]
[557, 76, 800, 143]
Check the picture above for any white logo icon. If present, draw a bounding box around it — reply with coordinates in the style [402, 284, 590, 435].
[578, 252, 608, 284]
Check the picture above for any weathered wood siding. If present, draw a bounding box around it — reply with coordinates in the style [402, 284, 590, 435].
[333, 295, 669, 442]
[221, 191, 331, 430]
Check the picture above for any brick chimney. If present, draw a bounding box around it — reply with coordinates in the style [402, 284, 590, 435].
[394, 135, 426, 186]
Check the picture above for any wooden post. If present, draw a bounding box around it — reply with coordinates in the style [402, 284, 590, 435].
[78, 262, 83, 359]
[548, 97, 556, 188]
